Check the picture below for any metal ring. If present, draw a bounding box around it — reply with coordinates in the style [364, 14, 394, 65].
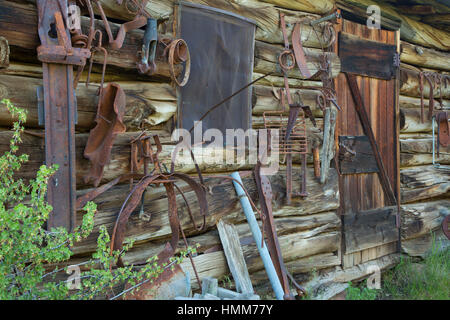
[278, 50, 295, 72]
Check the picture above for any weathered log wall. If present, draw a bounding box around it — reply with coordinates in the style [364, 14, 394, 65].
[0, 0, 344, 299]
[1, 0, 449, 299]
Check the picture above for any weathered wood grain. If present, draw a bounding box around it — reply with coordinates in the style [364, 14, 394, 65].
[401, 200, 450, 240]
[0, 1, 176, 78]
[400, 165, 450, 203]
[343, 207, 398, 254]
[217, 220, 254, 294]
[97, 0, 334, 48]
[254, 41, 341, 80]
[400, 68, 450, 99]
[401, 228, 450, 258]
[400, 41, 450, 72]
[339, 0, 450, 51]
[0, 74, 176, 130]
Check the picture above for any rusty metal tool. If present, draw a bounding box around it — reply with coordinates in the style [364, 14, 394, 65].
[254, 163, 306, 299]
[36, 0, 90, 231]
[276, 12, 309, 203]
[83, 83, 126, 187]
[137, 17, 158, 75]
[310, 9, 342, 26]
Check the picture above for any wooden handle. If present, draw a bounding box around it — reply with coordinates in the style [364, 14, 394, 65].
[313, 147, 320, 178]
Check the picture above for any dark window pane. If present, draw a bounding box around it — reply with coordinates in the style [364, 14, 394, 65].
[178, 2, 255, 146]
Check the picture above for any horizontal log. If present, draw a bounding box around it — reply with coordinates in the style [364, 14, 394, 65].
[254, 41, 341, 80]
[401, 228, 450, 258]
[0, 127, 329, 187]
[98, 0, 334, 48]
[400, 68, 450, 99]
[400, 165, 450, 204]
[258, 0, 334, 14]
[399, 95, 450, 110]
[0, 61, 161, 83]
[296, 253, 400, 297]
[182, 231, 340, 291]
[0, 71, 329, 131]
[401, 137, 450, 155]
[122, 211, 340, 266]
[339, 0, 450, 51]
[68, 168, 339, 255]
[252, 72, 321, 89]
[400, 136, 450, 167]
[0, 1, 176, 79]
[401, 200, 450, 241]
[0, 74, 176, 130]
[401, 153, 450, 167]
[421, 14, 450, 32]
[252, 85, 324, 116]
[400, 41, 450, 72]
[400, 108, 433, 133]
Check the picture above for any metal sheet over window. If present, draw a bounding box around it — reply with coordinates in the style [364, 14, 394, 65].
[177, 2, 255, 145]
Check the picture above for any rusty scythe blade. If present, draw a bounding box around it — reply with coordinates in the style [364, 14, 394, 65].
[292, 23, 311, 79]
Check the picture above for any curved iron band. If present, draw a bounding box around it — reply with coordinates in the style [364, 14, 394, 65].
[278, 50, 296, 72]
[166, 39, 191, 87]
[109, 173, 208, 266]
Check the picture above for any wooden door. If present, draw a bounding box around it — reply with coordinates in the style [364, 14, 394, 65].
[335, 19, 400, 268]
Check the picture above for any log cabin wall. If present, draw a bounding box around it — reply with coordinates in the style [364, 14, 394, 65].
[0, 0, 448, 298]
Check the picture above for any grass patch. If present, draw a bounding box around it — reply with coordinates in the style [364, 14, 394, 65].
[380, 241, 449, 300]
[345, 236, 449, 300]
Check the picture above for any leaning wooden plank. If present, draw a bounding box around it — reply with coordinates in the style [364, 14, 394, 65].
[217, 219, 254, 294]
[401, 200, 450, 241]
[400, 166, 450, 203]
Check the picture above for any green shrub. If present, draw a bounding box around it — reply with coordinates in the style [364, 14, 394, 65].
[0, 99, 195, 300]
[345, 280, 378, 300]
